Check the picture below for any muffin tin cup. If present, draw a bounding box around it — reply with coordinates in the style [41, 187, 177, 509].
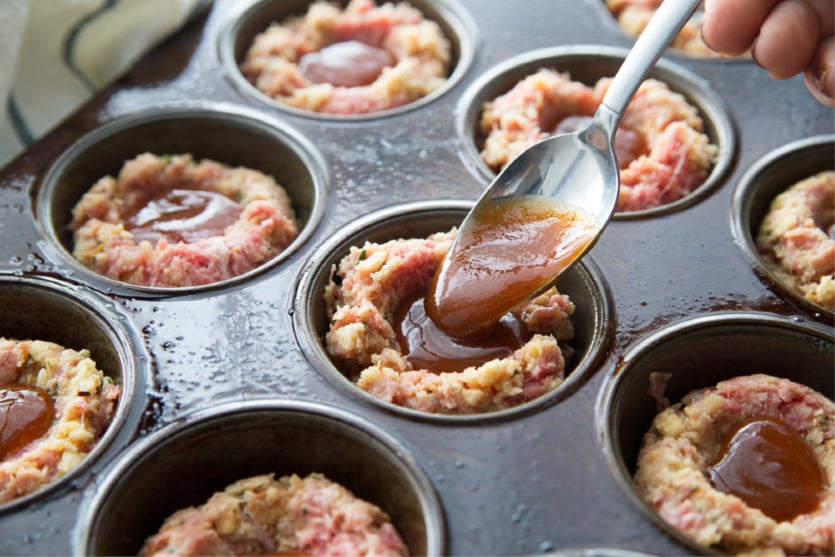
[731, 133, 835, 319]
[34, 102, 328, 297]
[0, 273, 143, 513]
[73, 399, 445, 556]
[597, 311, 835, 554]
[293, 199, 614, 423]
[218, 0, 477, 120]
[592, 0, 751, 62]
[455, 45, 736, 219]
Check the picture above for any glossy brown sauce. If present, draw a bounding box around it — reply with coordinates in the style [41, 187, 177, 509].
[394, 290, 529, 372]
[707, 415, 828, 522]
[299, 40, 395, 88]
[123, 188, 242, 244]
[0, 383, 55, 459]
[427, 196, 597, 339]
[554, 115, 647, 169]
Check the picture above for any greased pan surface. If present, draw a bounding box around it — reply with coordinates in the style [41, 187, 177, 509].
[0, 0, 833, 555]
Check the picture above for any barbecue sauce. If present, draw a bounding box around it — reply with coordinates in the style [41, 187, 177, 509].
[426, 196, 597, 339]
[123, 188, 242, 244]
[707, 416, 828, 522]
[299, 40, 395, 87]
[0, 384, 55, 459]
[394, 291, 528, 372]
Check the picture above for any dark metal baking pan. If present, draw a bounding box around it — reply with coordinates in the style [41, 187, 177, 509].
[0, 0, 831, 554]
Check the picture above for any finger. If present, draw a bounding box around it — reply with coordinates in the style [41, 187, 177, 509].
[701, 0, 781, 55]
[804, 34, 835, 106]
[753, 0, 828, 79]
[808, 0, 835, 35]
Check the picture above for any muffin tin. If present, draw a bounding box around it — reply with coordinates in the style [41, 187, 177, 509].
[293, 199, 614, 421]
[0, 0, 833, 555]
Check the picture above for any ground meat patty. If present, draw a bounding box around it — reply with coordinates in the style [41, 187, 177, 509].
[241, 0, 450, 115]
[324, 229, 575, 414]
[479, 70, 717, 212]
[756, 171, 835, 311]
[634, 374, 835, 556]
[606, 0, 720, 58]
[71, 153, 298, 288]
[139, 473, 407, 556]
[0, 338, 120, 503]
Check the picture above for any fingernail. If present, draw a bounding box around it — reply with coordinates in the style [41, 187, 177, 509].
[804, 67, 835, 107]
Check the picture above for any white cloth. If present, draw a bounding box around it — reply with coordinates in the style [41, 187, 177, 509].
[0, 0, 213, 167]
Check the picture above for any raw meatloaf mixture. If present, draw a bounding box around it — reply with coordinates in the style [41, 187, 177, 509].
[241, 0, 450, 115]
[71, 153, 298, 288]
[479, 69, 717, 212]
[0, 338, 120, 503]
[324, 230, 576, 414]
[756, 170, 835, 311]
[606, 0, 719, 57]
[634, 374, 835, 556]
[139, 473, 407, 556]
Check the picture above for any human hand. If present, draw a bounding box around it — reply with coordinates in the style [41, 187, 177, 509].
[701, 0, 834, 106]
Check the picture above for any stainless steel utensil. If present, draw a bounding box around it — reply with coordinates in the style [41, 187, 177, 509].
[432, 0, 702, 335]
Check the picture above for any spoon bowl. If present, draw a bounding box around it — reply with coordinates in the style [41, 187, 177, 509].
[480, 117, 620, 224]
[429, 0, 703, 338]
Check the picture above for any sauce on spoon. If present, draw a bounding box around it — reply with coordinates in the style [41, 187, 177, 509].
[426, 196, 598, 339]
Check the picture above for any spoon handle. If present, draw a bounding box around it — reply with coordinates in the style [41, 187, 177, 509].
[601, 0, 702, 118]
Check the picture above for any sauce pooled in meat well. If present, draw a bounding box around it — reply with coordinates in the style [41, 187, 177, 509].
[707, 415, 829, 522]
[299, 40, 395, 88]
[0, 384, 55, 459]
[394, 289, 529, 373]
[123, 188, 242, 245]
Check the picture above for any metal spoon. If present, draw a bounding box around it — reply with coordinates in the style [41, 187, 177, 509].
[429, 0, 703, 338]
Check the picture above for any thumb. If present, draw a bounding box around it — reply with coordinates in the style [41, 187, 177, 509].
[804, 34, 835, 106]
